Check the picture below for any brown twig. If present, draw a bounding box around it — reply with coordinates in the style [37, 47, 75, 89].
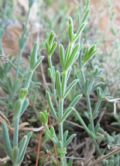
[88, 147, 120, 166]
[35, 131, 43, 166]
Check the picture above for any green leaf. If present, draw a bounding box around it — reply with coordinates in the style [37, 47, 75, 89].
[74, 0, 89, 41]
[55, 70, 62, 97]
[48, 67, 55, 81]
[14, 100, 22, 117]
[74, 23, 86, 41]
[67, 94, 82, 109]
[48, 32, 55, 47]
[12, 146, 19, 164]
[19, 88, 28, 100]
[74, 109, 96, 139]
[83, 45, 96, 65]
[31, 56, 43, 71]
[65, 44, 80, 70]
[20, 98, 29, 117]
[46, 127, 58, 144]
[30, 42, 39, 70]
[65, 134, 76, 146]
[65, 44, 72, 65]
[49, 42, 57, 55]
[46, 42, 50, 54]
[18, 132, 32, 164]
[2, 121, 12, 158]
[13, 117, 19, 147]
[46, 91, 58, 119]
[68, 17, 75, 41]
[64, 79, 79, 98]
[59, 44, 65, 68]
[63, 131, 68, 144]
[62, 107, 73, 122]
[46, 32, 57, 56]
[39, 111, 48, 125]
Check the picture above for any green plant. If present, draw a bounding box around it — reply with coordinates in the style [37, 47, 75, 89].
[39, 1, 90, 166]
[2, 40, 43, 166]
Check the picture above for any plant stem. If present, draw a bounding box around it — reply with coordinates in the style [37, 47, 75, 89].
[86, 93, 95, 134]
[59, 98, 66, 166]
[86, 93, 101, 155]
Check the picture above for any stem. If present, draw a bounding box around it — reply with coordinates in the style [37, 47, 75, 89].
[86, 93, 101, 155]
[16, 8, 31, 78]
[59, 98, 64, 143]
[86, 93, 95, 134]
[59, 98, 66, 166]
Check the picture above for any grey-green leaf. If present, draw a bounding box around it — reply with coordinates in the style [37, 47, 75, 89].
[83, 45, 96, 65]
[18, 132, 32, 164]
[2, 121, 12, 158]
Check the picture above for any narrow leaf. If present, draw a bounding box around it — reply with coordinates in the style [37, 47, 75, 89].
[64, 79, 79, 98]
[20, 98, 29, 117]
[65, 44, 80, 70]
[49, 42, 57, 55]
[13, 117, 19, 147]
[59, 44, 65, 68]
[46, 91, 58, 119]
[18, 132, 32, 164]
[65, 134, 76, 146]
[55, 71, 62, 97]
[67, 94, 82, 109]
[62, 107, 73, 122]
[68, 17, 75, 41]
[83, 45, 96, 65]
[2, 121, 12, 158]
[12, 146, 19, 164]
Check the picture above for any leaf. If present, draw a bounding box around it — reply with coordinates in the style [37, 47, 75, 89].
[13, 117, 19, 147]
[74, 109, 96, 139]
[46, 127, 58, 144]
[46, 91, 58, 119]
[62, 107, 73, 122]
[29, 41, 40, 70]
[12, 146, 19, 164]
[55, 70, 62, 97]
[48, 32, 55, 47]
[33, 57, 43, 71]
[46, 42, 50, 53]
[39, 110, 48, 125]
[49, 42, 57, 55]
[18, 132, 32, 164]
[19, 88, 28, 99]
[65, 44, 80, 70]
[65, 134, 76, 146]
[64, 79, 79, 98]
[63, 130, 68, 144]
[20, 98, 29, 117]
[67, 94, 82, 109]
[48, 67, 56, 81]
[2, 121, 12, 158]
[74, 0, 89, 41]
[68, 17, 75, 41]
[59, 44, 65, 68]
[83, 45, 96, 65]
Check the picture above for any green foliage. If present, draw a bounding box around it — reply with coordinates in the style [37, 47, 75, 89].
[44, 1, 91, 165]
[2, 41, 43, 166]
[0, 0, 120, 165]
